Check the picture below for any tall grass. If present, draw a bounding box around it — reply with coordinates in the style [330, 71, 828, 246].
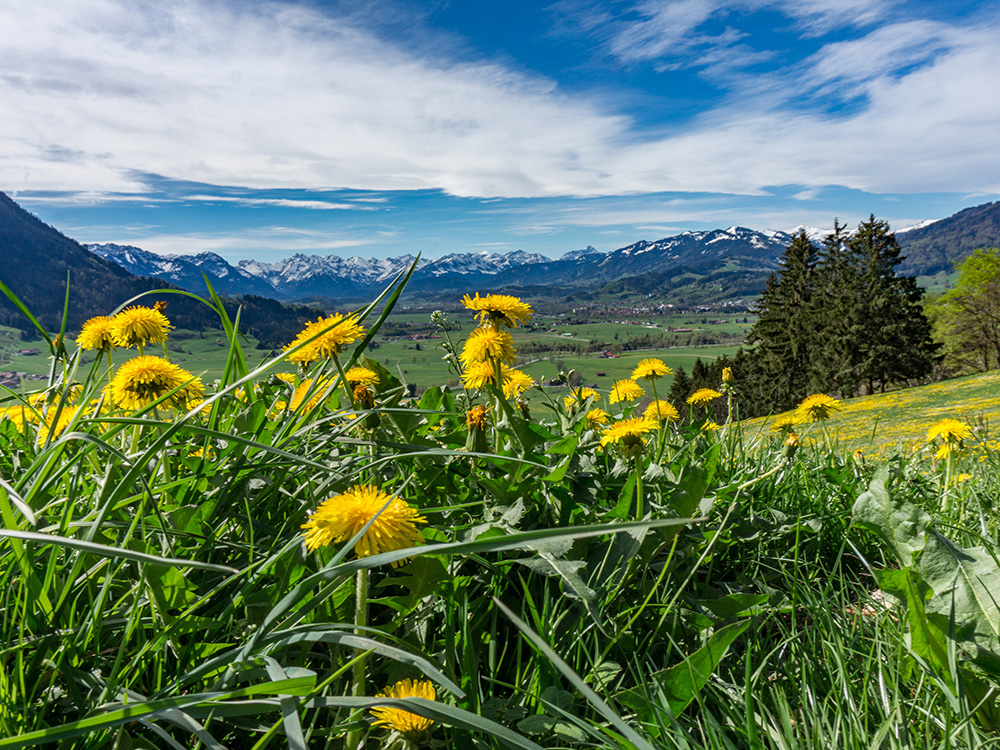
[2, 277, 1000, 749]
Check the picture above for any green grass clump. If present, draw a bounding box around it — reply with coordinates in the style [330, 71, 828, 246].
[3, 277, 1000, 749]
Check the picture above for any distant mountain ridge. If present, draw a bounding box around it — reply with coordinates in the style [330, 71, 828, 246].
[82, 201, 1000, 303]
[88, 228, 793, 300]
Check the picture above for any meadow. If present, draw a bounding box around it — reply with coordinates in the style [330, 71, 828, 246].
[2, 276, 1000, 749]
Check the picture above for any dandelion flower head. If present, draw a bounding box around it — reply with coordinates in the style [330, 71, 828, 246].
[796, 393, 842, 421]
[289, 377, 333, 412]
[284, 314, 365, 365]
[76, 316, 116, 352]
[301, 485, 426, 565]
[466, 404, 491, 430]
[110, 306, 171, 349]
[110, 356, 203, 411]
[370, 678, 437, 735]
[600, 417, 654, 456]
[563, 387, 598, 411]
[461, 326, 516, 366]
[586, 408, 611, 429]
[644, 399, 679, 424]
[37, 404, 83, 445]
[771, 413, 803, 433]
[926, 418, 972, 445]
[461, 360, 496, 389]
[609, 379, 644, 404]
[502, 367, 534, 399]
[345, 367, 380, 388]
[632, 358, 672, 381]
[461, 293, 534, 328]
[687, 388, 722, 406]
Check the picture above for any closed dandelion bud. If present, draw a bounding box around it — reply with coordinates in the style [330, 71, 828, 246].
[782, 432, 799, 459]
[722, 367, 733, 384]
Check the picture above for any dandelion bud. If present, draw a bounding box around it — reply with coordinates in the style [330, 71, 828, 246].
[722, 367, 733, 384]
[782, 432, 799, 459]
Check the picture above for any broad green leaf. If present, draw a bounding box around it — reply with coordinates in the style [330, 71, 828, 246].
[852, 467, 930, 566]
[615, 619, 751, 728]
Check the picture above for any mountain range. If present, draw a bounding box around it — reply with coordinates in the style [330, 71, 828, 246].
[89, 226, 799, 301]
[88, 202, 1000, 304]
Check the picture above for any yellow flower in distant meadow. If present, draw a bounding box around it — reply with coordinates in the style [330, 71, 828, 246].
[370, 679, 437, 735]
[301, 485, 426, 565]
[771, 413, 803, 433]
[502, 368, 534, 399]
[461, 293, 534, 328]
[609, 379, 644, 404]
[461, 360, 496, 389]
[796, 393, 842, 421]
[460, 326, 516, 366]
[586, 408, 611, 429]
[284, 314, 365, 365]
[632, 358, 672, 381]
[345, 367, 380, 388]
[110, 306, 171, 349]
[644, 399, 679, 424]
[564, 387, 599, 410]
[687, 388, 722, 406]
[600, 417, 654, 456]
[76, 316, 116, 352]
[110, 356, 203, 411]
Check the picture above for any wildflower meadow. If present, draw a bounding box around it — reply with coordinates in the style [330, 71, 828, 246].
[4, 269, 1000, 749]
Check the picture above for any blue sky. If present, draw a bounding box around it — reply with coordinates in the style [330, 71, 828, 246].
[2, 0, 998, 263]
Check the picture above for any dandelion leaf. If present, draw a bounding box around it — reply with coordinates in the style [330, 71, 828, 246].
[852, 467, 930, 566]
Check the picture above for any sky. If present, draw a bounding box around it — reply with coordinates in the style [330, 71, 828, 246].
[1, 0, 998, 263]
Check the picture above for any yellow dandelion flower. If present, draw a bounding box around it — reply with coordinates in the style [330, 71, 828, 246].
[461, 360, 496, 389]
[632, 358, 672, 381]
[466, 404, 491, 430]
[76, 316, 116, 352]
[0, 405, 31, 433]
[644, 399, 679, 424]
[610, 379, 644, 404]
[926, 418, 972, 445]
[284, 314, 366, 365]
[460, 326, 516, 366]
[687, 388, 722, 406]
[564, 387, 599, 410]
[110, 306, 171, 349]
[771, 413, 803, 433]
[345, 367, 380, 388]
[796, 393, 842, 421]
[273, 372, 298, 385]
[502, 367, 534, 399]
[110, 356, 204, 411]
[353, 383, 376, 409]
[461, 293, 534, 328]
[586, 408, 611, 429]
[370, 679, 436, 735]
[37, 404, 83, 444]
[289, 377, 333, 412]
[301, 485, 426, 565]
[702, 420, 722, 432]
[599, 417, 654, 456]
[187, 446, 215, 459]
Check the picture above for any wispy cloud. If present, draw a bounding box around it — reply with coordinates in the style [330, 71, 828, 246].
[185, 195, 379, 210]
[0, 0, 997, 202]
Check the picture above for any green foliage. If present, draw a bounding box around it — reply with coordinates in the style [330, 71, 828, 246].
[928, 247, 1000, 373]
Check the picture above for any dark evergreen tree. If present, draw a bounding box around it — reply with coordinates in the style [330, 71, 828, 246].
[847, 215, 940, 392]
[744, 230, 819, 411]
[667, 366, 693, 409]
[812, 220, 863, 397]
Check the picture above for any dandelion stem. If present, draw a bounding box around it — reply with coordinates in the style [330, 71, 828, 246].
[346, 568, 370, 750]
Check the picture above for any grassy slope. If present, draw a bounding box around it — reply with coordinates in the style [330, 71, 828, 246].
[751, 370, 1000, 459]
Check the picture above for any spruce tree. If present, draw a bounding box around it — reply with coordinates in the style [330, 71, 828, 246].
[745, 230, 818, 411]
[847, 215, 940, 392]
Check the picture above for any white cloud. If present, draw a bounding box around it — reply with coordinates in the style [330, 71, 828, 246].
[0, 0, 997, 202]
[185, 195, 379, 210]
